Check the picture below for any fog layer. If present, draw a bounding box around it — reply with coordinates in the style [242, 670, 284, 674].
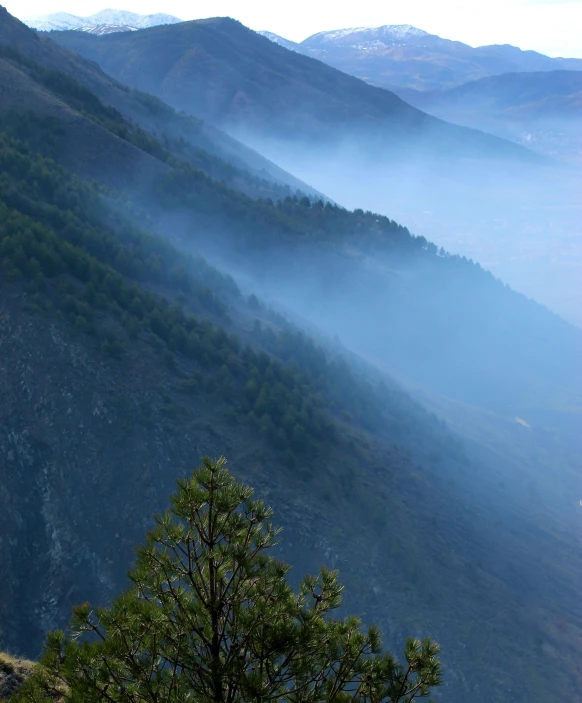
[234, 132, 582, 328]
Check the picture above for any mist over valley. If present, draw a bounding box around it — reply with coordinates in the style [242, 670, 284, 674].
[49, 18, 582, 326]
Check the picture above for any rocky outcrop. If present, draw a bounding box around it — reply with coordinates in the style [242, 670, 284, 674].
[0, 654, 35, 700]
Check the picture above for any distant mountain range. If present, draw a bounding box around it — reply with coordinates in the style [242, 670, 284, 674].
[257, 25, 582, 161]
[259, 24, 582, 91]
[24, 9, 182, 33]
[23, 13, 582, 90]
[48, 18, 536, 163]
[44, 16, 582, 329]
[24, 11, 580, 161]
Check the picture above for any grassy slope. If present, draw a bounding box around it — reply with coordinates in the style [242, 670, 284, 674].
[0, 653, 39, 700]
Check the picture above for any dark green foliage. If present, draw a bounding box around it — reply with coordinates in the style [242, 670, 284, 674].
[0, 132, 335, 459]
[20, 458, 441, 702]
[0, 110, 65, 159]
[0, 131, 237, 307]
[155, 165, 426, 255]
[33, 66, 121, 125]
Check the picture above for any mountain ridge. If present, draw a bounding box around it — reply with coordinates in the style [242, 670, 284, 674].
[261, 24, 582, 91]
[0, 5, 323, 199]
[47, 17, 541, 163]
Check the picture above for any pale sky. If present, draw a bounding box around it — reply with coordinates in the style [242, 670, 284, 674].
[6, 0, 582, 58]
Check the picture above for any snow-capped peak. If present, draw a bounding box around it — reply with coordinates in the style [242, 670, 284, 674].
[304, 24, 430, 46]
[86, 9, 181, 29]
[24, 8, 182, 32]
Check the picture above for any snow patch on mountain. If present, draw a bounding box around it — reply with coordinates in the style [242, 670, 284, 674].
[25, 12, 85, 31]
[86, 10, 181, 28]
[305, 24, 430, 46]
[308, 27, 371, 43]
[376, 24, 429, 39]
[81, 24, 139, 35]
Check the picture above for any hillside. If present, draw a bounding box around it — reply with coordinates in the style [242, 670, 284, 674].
[1, 8, 582, 702]
[0, 653, 36, 699]
[0, 5, 319, 199]
[401, 70, 582, 120]
[1, 125, 581, 703]
[395, 70, 582, 160]
[401, 71, 582, 150]
[261, 25, 582, 92]
[0, 42, 321, 201]
[46, 18, 538, 161]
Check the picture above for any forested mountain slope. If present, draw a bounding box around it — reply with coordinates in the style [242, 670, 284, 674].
[1, 5, 579, 422]
[1, 129, 581, 703]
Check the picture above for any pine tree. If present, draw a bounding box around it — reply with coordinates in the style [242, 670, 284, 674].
[22, 457, 441, 702]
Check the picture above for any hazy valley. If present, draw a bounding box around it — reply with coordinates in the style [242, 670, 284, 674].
[47, 18, 582, 326]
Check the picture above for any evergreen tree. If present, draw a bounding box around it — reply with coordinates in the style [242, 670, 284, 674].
[20, 457, 441, 702]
